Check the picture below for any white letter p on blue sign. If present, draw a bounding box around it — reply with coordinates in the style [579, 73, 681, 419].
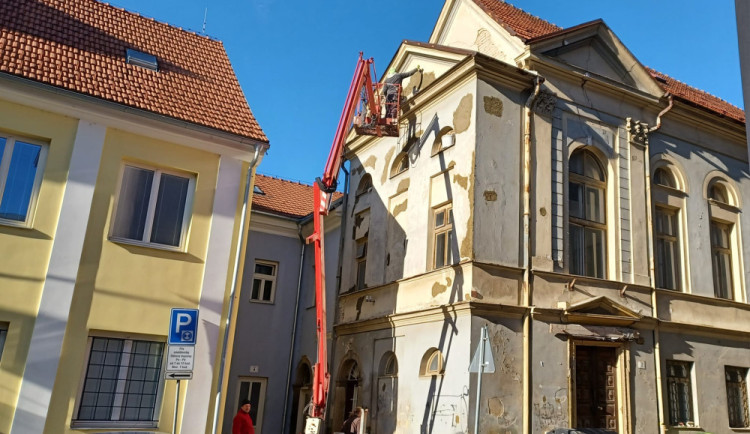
[169, 308, 199, 345]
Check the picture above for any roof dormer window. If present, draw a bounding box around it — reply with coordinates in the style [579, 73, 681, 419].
[126, 48, 158, 71]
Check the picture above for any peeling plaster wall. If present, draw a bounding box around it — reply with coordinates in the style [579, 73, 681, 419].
[343, 77, 478, 294]
[434, 0, 524, 63]
[471, 316, 525, 433]
[473, 79, 524, 267]
[530, 321, 658, 433]
[333, 315, 473, 434]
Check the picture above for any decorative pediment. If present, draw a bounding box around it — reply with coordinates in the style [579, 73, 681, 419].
[563, 296, 643, 326]
[528, 21, 664, 98]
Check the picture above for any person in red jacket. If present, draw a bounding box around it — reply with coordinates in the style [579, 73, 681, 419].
[232, 399, 255, 434]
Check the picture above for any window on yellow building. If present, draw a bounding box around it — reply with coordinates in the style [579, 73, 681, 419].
[74, 337, 165, 427]
[110, 164, 195, 249]
[0, 134, 48, 227]
[0, 323, 7, 361]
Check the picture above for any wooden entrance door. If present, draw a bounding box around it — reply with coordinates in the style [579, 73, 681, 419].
[575, 346, 618, 431]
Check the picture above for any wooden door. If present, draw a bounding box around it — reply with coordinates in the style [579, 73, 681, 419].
[575, 346, 618, 431]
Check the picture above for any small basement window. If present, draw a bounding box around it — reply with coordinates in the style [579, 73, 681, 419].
[126, 48, 158, 71]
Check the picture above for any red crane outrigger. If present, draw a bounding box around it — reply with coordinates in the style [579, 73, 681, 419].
[304, 53, 399, 433]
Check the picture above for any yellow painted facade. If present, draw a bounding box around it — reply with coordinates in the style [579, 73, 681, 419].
[0, 91, 260, 433]
[0, 98, 78, 433]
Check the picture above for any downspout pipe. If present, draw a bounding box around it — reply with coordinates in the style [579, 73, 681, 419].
[325, 162, 350, 430]
[281, 221, 308, 434]
[645, 94, 673, 434]
[211, 145, 262, 434]
[522, 75, 543, 434]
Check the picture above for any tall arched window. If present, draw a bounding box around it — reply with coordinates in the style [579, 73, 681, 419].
[706, 177, 743, 300]
[651, 163, 686, 291]
[569, 149, 606, 278]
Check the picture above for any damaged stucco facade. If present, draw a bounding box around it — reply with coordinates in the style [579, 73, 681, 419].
[315, 1, 750, 433]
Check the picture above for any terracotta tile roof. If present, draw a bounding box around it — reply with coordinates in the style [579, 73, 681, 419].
[471, 0, 745, 124]
[647, 69, 745, 123]
[0, 0, 268, 142]
[252, 174, 343, 219]
[471, 0, 560, 40]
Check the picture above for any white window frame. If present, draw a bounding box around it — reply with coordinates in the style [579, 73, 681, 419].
[235, 376, 267, 433]
[109, 163, 195, 251]
[420, 349, 443, 377]
[431, 203, 454, 270]
[250, 260, 278, 303]
[0, 134, 49, 228]
[72, 335, 166, 429]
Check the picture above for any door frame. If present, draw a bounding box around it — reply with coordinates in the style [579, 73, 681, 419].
[569, 340, 631, 433]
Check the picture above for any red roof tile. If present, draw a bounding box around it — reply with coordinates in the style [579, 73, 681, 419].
[0, 0, 268, 142]
[252, 174, 343, 219]
[471, 0, 745, 124]
[647, 69, 745, 123]
[472, 0, 560, 40]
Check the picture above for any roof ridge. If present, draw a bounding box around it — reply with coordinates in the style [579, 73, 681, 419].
[256, 173, 315, 187]
[102, 0, 220, 42]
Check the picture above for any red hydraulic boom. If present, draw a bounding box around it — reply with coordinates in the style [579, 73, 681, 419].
[304, 53, 399, 432]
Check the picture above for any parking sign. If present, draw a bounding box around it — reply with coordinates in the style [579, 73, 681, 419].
[169, 308, 199, 345]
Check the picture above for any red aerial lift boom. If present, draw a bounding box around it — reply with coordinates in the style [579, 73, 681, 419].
[304, 53, 399, 433]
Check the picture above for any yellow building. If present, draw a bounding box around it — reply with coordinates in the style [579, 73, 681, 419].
[0, 0, 268, 432]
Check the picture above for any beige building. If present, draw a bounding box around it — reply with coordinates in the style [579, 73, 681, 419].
[311, 1, 750, 433]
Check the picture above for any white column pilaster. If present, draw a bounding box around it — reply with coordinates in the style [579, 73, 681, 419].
[183, 156, 243, 431]
[11, 120, 106, 433]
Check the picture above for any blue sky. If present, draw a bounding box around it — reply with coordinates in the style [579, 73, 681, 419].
[110, 0, 743, 185]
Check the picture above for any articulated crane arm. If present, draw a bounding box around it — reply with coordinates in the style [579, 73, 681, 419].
[304, 53, 394, 434]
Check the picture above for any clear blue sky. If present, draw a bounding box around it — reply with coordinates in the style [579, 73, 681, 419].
[111, 0, 743, 185]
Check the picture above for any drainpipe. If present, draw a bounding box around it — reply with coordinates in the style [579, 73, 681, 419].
[645, 94, 673, 434]
[522, 75, 543, 434]
[281, 221, 308, 434]
[325, 162, 350, 429]
[211, 146, 262, 434]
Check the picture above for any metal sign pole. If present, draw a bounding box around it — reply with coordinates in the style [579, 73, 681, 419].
[474, 325, 486, 434]
[173, 379, 181, 434]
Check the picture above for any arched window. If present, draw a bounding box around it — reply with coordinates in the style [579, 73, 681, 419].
[379, 352, 398, 377]
[355, 174, 372, 197]
[431, 126, 456, 155]
[651, 164, 686, 291]
[420, 348, 443, 376]
[390, 153, 409, 177]
[569, 149, 606, 278]
[709, 182, 730, 204]
[653, 167, 676, 188]
[705, 177, 743, 300]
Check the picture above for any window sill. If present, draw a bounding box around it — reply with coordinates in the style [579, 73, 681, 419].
[731, 428, 750, 432]
[249, 299, 275, 305]
[70, 421, 160, 430]
[0, 218, 32, 229]
[109, 237, 185, 253]
[665, 426, 707, 433]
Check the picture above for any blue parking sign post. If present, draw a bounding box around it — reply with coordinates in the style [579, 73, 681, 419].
[167, 308, 198, 434]
[169, 308, 199, 345]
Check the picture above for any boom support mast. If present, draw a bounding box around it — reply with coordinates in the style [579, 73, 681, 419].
[305, 52, 397, 430]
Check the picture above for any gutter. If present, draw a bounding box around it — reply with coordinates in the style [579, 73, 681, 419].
[522, 74, 543, 434]
[211, 145, 262, 434]
[280, 222, 308, 434]
[645, 94, 673, 434]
